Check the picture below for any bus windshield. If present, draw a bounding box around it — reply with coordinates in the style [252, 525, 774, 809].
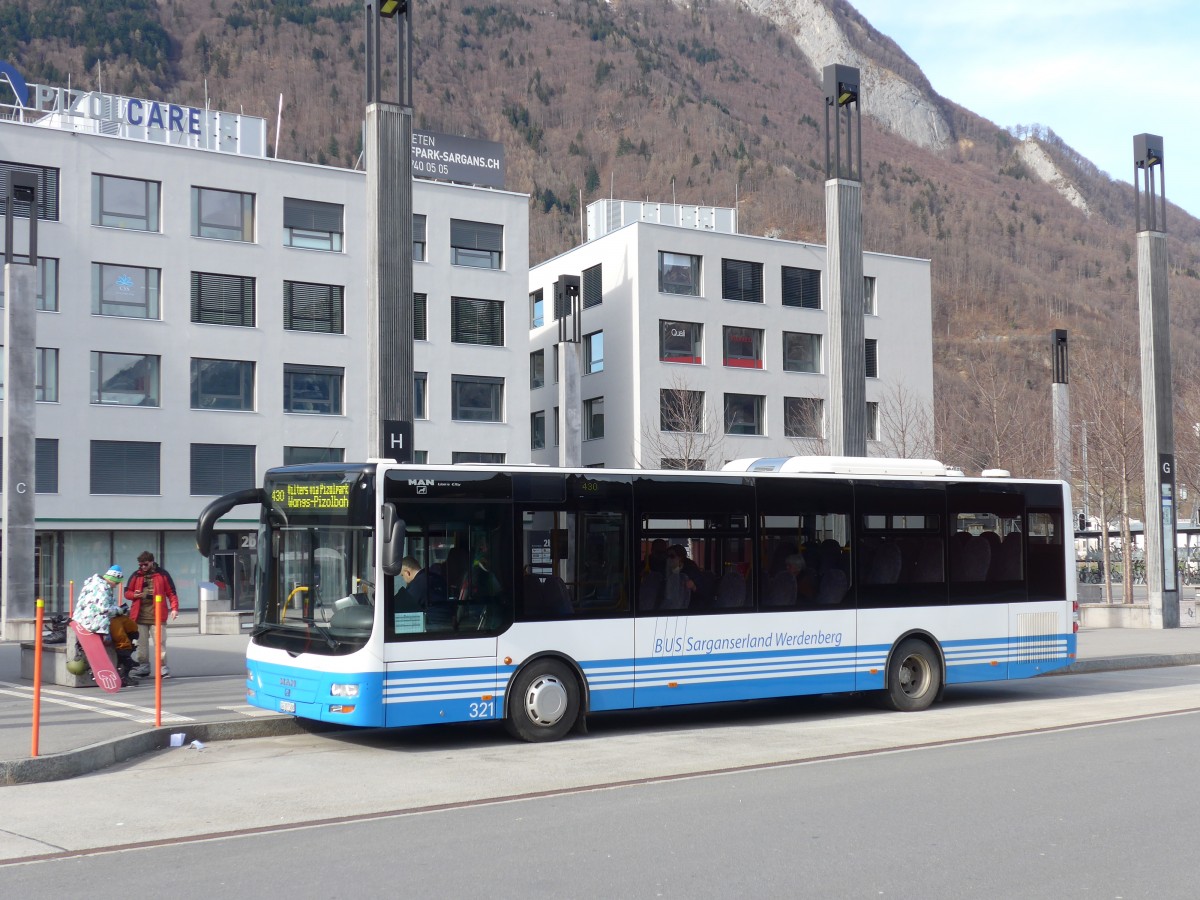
[252, 466, 377, 654]
[255, 523, 375, 653]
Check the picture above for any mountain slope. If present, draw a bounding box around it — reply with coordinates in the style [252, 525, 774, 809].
[6, 0, 1199, 481]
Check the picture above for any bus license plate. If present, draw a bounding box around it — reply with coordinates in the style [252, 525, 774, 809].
[279, 700, 296, 713]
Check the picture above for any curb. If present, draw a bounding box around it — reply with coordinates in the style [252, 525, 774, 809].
[0, 717, 341, 787]
[1060, 653, 1200, 675]
[5, 654, 1200, 785]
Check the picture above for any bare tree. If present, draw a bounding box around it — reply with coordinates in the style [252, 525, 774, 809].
[638, 373, 726, 470]
[783, 395, 827, 457]
[1074, 342, 1143, 603]
[936, 339, 1050, 476]
[877, 379, 936, 459]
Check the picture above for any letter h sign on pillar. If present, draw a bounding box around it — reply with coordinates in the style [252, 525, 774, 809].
[382, 419, 413, 463]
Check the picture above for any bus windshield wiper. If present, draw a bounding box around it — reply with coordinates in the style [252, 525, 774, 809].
[311, 621, 341, 650]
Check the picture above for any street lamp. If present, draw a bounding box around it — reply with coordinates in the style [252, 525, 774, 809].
[1134, 133, 1165, 233]
[365, 1, 415, 461]
[822, 64, 866, 457]
[1133, 132, 1178, 626]
[823, 64, 861, 181]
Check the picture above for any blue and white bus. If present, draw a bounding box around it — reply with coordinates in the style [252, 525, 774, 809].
[196, 457, 1077, 741]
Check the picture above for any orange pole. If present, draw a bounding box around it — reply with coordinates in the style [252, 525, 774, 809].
[154, 595, 163, 726]
[69, 579, 74, 608]
[32, 599, 44, 757]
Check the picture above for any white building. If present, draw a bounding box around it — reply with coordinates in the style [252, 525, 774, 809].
[0, 84, 529, 616]
[528, 200, 934, 469]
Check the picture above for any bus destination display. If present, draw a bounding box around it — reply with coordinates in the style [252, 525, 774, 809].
[270, 481, 351, 513]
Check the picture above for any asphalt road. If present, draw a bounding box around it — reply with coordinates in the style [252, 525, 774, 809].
[3, 665, 1200, 897]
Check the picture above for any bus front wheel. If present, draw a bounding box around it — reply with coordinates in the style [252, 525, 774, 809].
[505, 659, 580, 742]
[882, 638, 941, 712]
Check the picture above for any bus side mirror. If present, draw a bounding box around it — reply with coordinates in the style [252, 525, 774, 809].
[381, 503, 405, 576]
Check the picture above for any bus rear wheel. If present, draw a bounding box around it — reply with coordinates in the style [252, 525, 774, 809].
[505, 659, 580, 742]
[883, 638, 941, 712]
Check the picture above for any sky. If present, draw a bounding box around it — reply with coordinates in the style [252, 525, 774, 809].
[847, 0, 1200, 218]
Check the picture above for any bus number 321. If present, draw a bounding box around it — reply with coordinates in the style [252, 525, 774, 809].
[469, 701, 495, 719]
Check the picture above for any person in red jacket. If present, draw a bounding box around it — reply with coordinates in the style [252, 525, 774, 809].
[124, 551, 180, 678]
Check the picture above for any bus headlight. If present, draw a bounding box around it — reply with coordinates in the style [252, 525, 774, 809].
[330, 683, 360, 698]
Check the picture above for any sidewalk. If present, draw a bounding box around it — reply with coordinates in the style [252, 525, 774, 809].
[3, 622, 1200, 785]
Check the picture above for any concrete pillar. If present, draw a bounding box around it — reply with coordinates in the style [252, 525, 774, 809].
[1137, 229, 1178, 627]
[559, 343, 583, 468]
[365, 101, 414, 461]
[1051, 330, 1071, 486]
[1, 263, 37, 640]
[825, 178, 866, 457]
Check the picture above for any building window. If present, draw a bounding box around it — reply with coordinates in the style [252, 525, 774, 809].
[782, 266, 821, 309]
[0, 256, 59, 311]
[452, 375, 503, 422]
[659, 251, 701, 295]
[450, 219, 503, 269]
[584, 397, 605, 440]
[283, 364, 343, 415]
[283, 280, 344, 334]
[91, 352, 159, 406]
[38, 257, 59, 311]
[191, 186, 254, 242]
[866, 338, 879, 378]
[192, 272, 255, 327]
[530, 349, 545, 389]
[722, 258, 763, 303]
[660, 388, 704, 433]
[582, 263, 603, 309]
[2, 161, 59, 221]
[867, 401, 880, 440]
[0, 346, 58, 401]
[414, 371, 427, 419]
[585, 331, 604, 374]
[35, 347, 58, 402]
[723, 326, 763, 369]
[285, 446, 345, 465]
[724, 393, 764, 435]
[530, 289, 544, 328]
[451, 297, 504, 346]
[413, 450, 429, 464]
[191, 358, 254, 411]
[553, 345, 559, 384]
[36, 438, 58, 493]
[864, 276, 877, 315]
[91, 263, 161, 319]
[90, 440, 160, 495]
[92, 174, 159, 231]
[413, 293, 427, 341]
[783, 332, 821, 374]
[191, 443, 256, 495]
[283, 197, 342, 251]
[531, 411, 546, 450]
[553, 406, 560, 446]
[453, 452, 506, 464]
[784, 397, 823, 438]
[413, 214, 427, 261]
[660, 320, 702, 364]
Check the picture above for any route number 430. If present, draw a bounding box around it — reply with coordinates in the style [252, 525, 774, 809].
[469, 700, 495, 719]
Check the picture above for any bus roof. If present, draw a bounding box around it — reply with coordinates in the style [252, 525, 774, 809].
[721, 457, 961, 477]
